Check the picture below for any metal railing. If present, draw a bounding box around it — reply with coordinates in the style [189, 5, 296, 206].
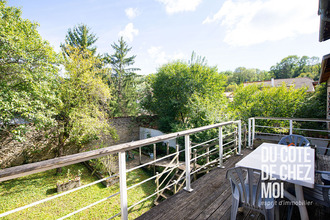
[0, 120, 242, 220]
[248, 117, 330, 148]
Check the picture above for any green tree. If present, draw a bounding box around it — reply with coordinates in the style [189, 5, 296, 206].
[294, 84, 326, 119]
[230, 84, 308, 121]
[0, 1, 60, 141]
[104, 37, 140, 116]
[55, 47, 117, 172]
[60, 24, 98, 57]
[270, 55, 320, 79]
[225, 68, 272, 85]
[142, 59, 227, 132]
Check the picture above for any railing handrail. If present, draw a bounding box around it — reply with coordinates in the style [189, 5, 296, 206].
[253, 117, 330, 123]
[0, 120, 239, 183]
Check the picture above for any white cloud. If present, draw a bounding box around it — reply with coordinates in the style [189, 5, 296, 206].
[203, 0, 318, 46]
[157, 0, 203, 14]
[148, 46, 185, 65]
[118, 23, 139, 42]
[125, 8, 140, 19]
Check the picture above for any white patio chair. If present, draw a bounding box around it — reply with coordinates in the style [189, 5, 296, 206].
[226, 167, 279, 220]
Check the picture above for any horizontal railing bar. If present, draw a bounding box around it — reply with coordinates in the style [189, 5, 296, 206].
[0, 173, 118, 218]
[256, 132, 330, 141]
[126, 151, 180, 173]
[128, 180, 178, 211]
[191, 137, 218, 149]
[108, 212, 121, 220]
[0, 120, 239, 182]
[223, 139, 236, 147]
[58, 192, 120, 220]
[292, 127, 330, 133]
[255, 125, 289, 129]
[223, 148, 237, 156]
[191, 148, 218, 161]
[127, 162, 184, 191]
[255, 125, 330, 133]
[253, 117, 330, 123]
[256, 132, 284, 136]
[223, 131, 236, 138]
[190, 159, 218, 175]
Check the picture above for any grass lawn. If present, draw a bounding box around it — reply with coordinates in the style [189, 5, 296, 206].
[0, 163, 156, 219]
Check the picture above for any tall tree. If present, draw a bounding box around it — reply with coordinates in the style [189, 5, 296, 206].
[55, 46, 117, 172]
[0, 1, 60, 141]
[269, 55, 320, 79]
[60, 24, 98, 57]
[142, 58, 227, 132]
[105, 37, 140, 117]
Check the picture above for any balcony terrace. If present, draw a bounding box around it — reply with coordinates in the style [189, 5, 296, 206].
[0, 117, 329, 219]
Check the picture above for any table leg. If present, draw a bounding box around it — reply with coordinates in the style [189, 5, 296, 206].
[295, 184, 309, 220]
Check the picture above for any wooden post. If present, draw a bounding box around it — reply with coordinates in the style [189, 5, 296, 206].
[166, 142, 169, 155]
[174, 181, 177, 194]
[153, 144, 156, 175]
[193, 149, 197, 181]
[206, 146, 210, 174]
[139, 147, 142, 165]
[184, 135, 193, 192]
[119, 152, 128, 220]
[156, 172, 159, 198]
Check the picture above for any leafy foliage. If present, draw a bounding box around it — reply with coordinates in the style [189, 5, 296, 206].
[230, 83, 308, 121]
[0, 2, 60, 141]
[142, 58, 227, 132]
[104, 37, 141, 117]
[270, 55, 320, 80]
[224, 67, 273, 85]
[55, 47, 117, 159]
[294, 84, 326, 119]
[60, 24, 98, 57]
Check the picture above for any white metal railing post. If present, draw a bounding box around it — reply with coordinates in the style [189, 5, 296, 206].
[252, 118, 255, 147]
[248, 118, 251, 148]
[218, 126, 224, 168]
[119, 152, 128, 220]
[289, 120, 293, 135]
[238, 120, 242, 155]
[184, 135, 193, 192]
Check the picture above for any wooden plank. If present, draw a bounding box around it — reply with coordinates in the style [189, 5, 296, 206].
[157, 155, 243, 220]
[137, 149, 252, 220]
[207, 193, 232, 220]
[0, 120, 239, 182]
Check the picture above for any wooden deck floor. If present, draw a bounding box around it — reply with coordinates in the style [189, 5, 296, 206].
[136, 148, 329, 220]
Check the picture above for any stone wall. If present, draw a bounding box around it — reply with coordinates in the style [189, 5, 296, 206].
[0, 117, 140, 169]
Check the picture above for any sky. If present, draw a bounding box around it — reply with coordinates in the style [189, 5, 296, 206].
[8, 0, 330, 75]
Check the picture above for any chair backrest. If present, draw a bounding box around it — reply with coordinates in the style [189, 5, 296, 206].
[226, 167, 266, 210]
[304, 170, 330, 207]
[278, 134, 310, 147]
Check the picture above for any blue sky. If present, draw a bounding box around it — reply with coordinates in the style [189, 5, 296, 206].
[8, 0, 330, 75]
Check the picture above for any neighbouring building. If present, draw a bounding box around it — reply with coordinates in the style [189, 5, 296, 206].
[318, 0, 330, 126]
[243, 77, 315, 92]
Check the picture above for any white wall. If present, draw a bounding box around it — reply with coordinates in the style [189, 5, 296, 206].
[139, 127, 177, 148]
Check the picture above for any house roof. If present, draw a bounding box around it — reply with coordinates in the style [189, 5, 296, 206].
[243, 77, 315, 92]
[319, 0, 330, 42]
[319, 53, 330, 83]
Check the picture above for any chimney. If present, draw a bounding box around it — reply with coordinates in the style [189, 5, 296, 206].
[271, 78, 275, 87]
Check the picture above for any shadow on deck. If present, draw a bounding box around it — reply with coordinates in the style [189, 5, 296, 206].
[137, 148, 329, 220]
